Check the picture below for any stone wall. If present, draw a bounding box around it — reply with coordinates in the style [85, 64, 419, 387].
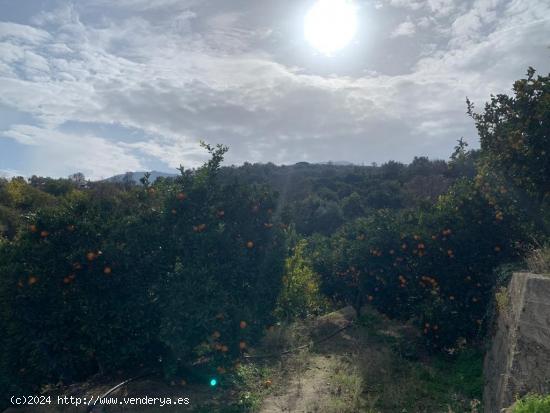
[483, 272, 550, 413]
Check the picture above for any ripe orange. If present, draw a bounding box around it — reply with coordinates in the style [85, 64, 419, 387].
[86, 252, 96, 261]
[212, 331, 221, 339]
[239, 341, 247, 350]
[40, 230, 49, 238]
[264, 379, 272, 388]
[246, 241, 254, 249]
[103, 266, 112, 275]
[367, 295, 373, 301]
[240, 320, 247, 329]
[28, 275, 38, 286]
[176, 192, 186, 200]
[221, 345, 229, 353]
[29, 225, 37, 233]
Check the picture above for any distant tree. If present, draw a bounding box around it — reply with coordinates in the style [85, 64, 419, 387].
[68, 172, 86, 188]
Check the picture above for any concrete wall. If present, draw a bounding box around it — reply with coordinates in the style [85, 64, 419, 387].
[483, 272, 550, 413]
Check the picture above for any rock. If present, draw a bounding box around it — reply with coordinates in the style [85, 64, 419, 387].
[483, 272, 550, 413]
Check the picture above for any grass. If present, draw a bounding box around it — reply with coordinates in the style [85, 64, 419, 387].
[355, 311, 484, 413]
[525, 245, 550, 275]
[512, 394, 550, 413]
[192, 309, 485, 412]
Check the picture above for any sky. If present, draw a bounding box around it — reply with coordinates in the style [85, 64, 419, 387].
[0, 0, 548, 179]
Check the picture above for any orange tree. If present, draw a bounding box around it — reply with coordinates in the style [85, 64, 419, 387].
[313, 178, 523, 350]
[0, 144, 286, 400]
[468, 68, 550, 239]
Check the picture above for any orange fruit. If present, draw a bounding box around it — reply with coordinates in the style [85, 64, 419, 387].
[29, 225, 37, 233]
[264, 379, 272, 388]
[63, 277, 71, 284]
[367, 295, 373, 301]
[246, 241, 254, 249]
[240, 320, 247, 329]
[103, 266, 112, 275]
[221, 345, 229, 353]
[40, 230, 49, 238]
[176, 192, 186, 200]
[86, 252, 96, 261]
[212, 331, 221, 339]
[239, 341, 247, 350]
[28, 276, 38, 286]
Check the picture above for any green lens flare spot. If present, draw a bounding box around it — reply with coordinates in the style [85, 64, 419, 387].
[210, 378, 218, 387]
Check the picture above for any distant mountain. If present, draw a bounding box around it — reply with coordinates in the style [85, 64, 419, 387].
[321, 161, 354, 166]
[103, 171, 177, 184]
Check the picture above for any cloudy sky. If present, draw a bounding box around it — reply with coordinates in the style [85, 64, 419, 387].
[0, 0, 548, 179]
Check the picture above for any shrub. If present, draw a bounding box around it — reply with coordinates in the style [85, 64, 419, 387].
[512, 394, 550, 413]
[275, 239, 327, 321]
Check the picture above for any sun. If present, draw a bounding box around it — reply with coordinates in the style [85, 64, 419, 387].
[304, 0, 358, 56]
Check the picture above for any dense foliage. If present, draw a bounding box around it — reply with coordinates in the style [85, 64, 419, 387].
[0, 144, 285, 399]
[311, 69, 548, 350]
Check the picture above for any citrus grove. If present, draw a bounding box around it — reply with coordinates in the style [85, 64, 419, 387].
[0, 69, 548, 404]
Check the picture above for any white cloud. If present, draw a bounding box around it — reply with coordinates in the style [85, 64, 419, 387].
[2, 125, 143, 179]
[0, 0, 548, 177]
[0, 168, 23, 178]
[390, 18, 416, 37]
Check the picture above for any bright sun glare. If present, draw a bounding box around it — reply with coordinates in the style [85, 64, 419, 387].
[304, 0, 358, 56]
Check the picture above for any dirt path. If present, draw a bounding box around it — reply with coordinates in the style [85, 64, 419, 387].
[258, 307, 365, 413]
[259, 354, 338, 413]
